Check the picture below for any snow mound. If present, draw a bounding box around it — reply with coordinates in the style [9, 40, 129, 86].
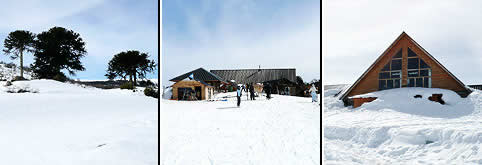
[162, 87, 172, 99]
[324, 87, 482, 164]
[352, 88, 474, 118]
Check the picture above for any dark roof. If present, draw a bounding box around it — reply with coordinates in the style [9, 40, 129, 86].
[169, 68, 225, 82]
[210, 68, 296, 84]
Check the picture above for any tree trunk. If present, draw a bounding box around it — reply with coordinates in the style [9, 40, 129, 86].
[134, 72, 137, 86]
[129, 73, 132, 83]
[20, 50, 23, 78]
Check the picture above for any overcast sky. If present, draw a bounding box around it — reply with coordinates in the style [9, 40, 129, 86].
[162, 0, 320, 86]
[0, 0, 158, 80]
[323, 0, 482, 85]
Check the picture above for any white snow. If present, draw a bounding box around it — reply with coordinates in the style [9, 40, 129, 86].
[323, 86, 482, 164]
[162, 92, 321, 164]
[0, 79, 158, 164]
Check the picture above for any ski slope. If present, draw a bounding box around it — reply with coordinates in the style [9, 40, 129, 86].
[162, 92, 321, 164]
[0, 80, 158, 165]
[323, 85, 482, 164]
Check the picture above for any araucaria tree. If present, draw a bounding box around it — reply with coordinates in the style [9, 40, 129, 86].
[3, 30, 35, 78]
[31, 27, 86, 79]
[105, 50, 156, 85]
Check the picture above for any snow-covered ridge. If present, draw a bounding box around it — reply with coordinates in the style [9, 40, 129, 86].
[324, 87, 482, 164]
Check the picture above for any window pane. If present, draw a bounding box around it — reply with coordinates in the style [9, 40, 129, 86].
[408, 58, 419, 69]
[408, 78, 415, 87]
[408, 70, 419, 77]
[381, 63, 390, 71]
[391, 59, 402, 70]
[387, 79, 393, 89]
[391, 71, 401, 78]
[416, 78, 423, 87]
[424, 77, 429, 88]
[394, 79, 400, 88]
[394, 49, 402, 58]
[420, 69, 429, 76]
[420, 59, 430, 68]
[379, 80, 386, 90]
[379, 72, 390, 79]
[408, 47, 417, 57]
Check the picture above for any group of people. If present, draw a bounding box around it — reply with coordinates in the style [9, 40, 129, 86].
[236, 83, 258, 107]
[236, 83, 318, 107]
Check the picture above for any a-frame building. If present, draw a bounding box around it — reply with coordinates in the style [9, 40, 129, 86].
[340, 32, 472, 105]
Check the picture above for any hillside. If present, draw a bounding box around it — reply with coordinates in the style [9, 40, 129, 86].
[323, 86, 482, 164]
[0, 80, 158, 164]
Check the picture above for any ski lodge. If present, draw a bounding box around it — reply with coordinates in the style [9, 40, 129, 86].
[339, 32, 472, 107]
[168, 67, 298, 100]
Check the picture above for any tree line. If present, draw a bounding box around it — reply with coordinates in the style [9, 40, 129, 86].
[2, 26, 156, 85]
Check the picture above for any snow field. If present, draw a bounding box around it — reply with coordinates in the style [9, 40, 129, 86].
[162, 92, 320, 164]
[0, 80, 158, 165]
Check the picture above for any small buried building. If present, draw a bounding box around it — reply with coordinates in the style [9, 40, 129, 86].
[210, 68, 297, 95]
[339, 32, 472, 107]
[169, 68, 224, 100]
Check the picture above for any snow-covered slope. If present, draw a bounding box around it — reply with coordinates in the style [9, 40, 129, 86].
[323, 87, 482, 164]
[162, 92, 321, 164]
[0, 80, 157, 164]
[0, 64, 32, 80]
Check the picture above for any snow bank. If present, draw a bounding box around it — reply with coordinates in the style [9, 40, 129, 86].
[324, 87, 482, 164]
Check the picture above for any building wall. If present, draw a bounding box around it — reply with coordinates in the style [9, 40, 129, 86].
[172, 80, 208, 100]
[346, 34, 467, 98]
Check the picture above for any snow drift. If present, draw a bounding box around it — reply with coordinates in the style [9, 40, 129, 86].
[323, 86, 482, 164]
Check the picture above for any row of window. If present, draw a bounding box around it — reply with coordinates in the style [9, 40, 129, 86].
[407, 77, 431, 88]
[379, 77, 431, 89]
[379, 79, 401, 90]
[378, 47, 432, 90]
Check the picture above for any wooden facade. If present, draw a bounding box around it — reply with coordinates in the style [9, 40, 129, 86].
[340, 32, 471, 106]
[171, 80, 214, 100]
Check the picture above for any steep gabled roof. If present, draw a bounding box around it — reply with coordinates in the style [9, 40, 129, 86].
[339, 32, 469, 100]
[169, 68, 225, 82]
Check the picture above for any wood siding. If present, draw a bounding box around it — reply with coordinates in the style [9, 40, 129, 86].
[345, 33, 468, 98]
[171, 80, 213, 100]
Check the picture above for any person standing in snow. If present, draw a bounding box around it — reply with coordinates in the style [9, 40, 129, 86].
[265, 83, 271, 100]
[309, 84, 318, 102]
[245, 84, 249, 100]
[249, 83, 255, 100]
[237, 86, 242, 107]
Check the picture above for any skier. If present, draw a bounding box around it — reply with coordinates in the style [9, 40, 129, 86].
[249, 83, 255, 100]
[265, 83, 271, 100]
[245, 84, 249, 100]
[237, 85, 242, 107]
[309, 84, 318, 102]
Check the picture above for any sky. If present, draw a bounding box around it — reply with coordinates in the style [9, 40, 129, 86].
[0, 0, 158, 80]
[162, 0, 321, 86]
[323, 0, 482, 85]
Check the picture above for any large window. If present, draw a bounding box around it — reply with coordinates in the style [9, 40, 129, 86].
[407, 48, 431, 88]
[379, 49, 402, 90]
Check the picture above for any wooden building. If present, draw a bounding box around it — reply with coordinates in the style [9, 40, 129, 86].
[169, 68, 224, 100]
[339, 32, 472, 106]
[210, 68, 297, 95]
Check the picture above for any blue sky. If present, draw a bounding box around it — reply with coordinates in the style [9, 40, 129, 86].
[0, 0, 158, 80]
[323, 0, 482, 85]
[162, 0, 321, 86]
